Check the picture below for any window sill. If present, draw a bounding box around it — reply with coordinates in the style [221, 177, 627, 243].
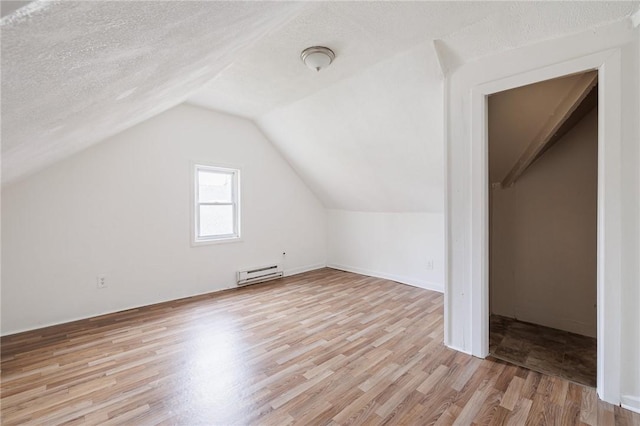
[191, 236, 243, 247]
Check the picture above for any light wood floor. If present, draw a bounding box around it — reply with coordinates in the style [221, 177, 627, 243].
[2, 268, 638, 425]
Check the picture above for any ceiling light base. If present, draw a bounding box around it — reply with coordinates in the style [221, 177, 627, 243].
[301, 46, 335, 72]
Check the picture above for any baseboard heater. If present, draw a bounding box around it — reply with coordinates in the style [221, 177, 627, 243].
[237, 264, 283, 287]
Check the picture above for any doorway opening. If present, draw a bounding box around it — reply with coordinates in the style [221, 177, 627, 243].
[487, 71, 598, 387]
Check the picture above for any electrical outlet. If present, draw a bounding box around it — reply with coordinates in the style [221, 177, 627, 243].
[97, 275, 107, 289]
[426, 260, 434, 270]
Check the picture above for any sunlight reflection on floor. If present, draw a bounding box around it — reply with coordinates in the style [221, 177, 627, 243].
[183, 317, 250, 423]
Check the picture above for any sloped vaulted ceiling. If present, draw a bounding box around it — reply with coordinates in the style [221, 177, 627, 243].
[190, 1, 637, 212]
[1, 1, 303, 184]
[2, 1, 639, 212]
[258, 43, 445, 212]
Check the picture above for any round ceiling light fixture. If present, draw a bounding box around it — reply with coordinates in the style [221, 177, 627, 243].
[300, 46, 335, 72]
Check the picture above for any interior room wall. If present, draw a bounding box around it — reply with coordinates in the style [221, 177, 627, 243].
[257, 42, 447, 297]
[490, 109, 597, 337]
[446, 19, 640, 405]
[327, 210, 444, 292]
[1, 104, 327, 335]
[257, 42, 444, 213]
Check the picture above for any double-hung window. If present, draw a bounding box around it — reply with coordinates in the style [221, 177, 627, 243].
[193, 164, 240, 244]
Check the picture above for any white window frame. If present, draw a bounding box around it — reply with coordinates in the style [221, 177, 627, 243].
[192, 164, 241, 246]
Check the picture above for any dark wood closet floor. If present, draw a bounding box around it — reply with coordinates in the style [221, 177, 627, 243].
[490, 315, 597, 387]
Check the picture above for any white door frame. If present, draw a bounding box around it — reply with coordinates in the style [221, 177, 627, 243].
[469, 48, 622, 404]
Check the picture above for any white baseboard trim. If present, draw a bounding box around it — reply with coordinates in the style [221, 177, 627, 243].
[445, 343, 472, 356]
[284, 263, 326, 277]
[621, 395, 640, 414]
[3, 263, 438, 336]
[0, 283, 241, 337]
[1, 264, 328, 337]
[327, 263, 444, 293]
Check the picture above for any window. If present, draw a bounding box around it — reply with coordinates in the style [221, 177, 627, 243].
[193, 164, 240, 244]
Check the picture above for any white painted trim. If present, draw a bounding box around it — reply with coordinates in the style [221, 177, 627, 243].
[327, 263, 444, 293]
[0, 284, 239, 337]
[470, 88, 490, 358]
[191, 161, 242, 247]
[284, 263, 326, 277]
[596, 51, 622, 405]
[468, 48, 623, 404]
[190, 161, 242, 247]
[621, 395, 640, 414]
[447, 344, 472, 356]
[443, 72, 452, 348]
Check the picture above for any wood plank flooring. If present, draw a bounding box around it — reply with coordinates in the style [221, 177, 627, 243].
[2, 268, 639, 425]
[490, 315, 597, 387]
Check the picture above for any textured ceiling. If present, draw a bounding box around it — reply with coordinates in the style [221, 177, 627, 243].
[187, 1, 506, 118]
[1, 1, 301, 183]
[0, 1, 30, 18]
[2, 2, 638, 213]
[189, 1, 638, 119]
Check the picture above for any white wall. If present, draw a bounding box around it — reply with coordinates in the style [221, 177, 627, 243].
[491, 109, 598, 337]
[258, 42, 444, 213]
[1, 104, 327, 335]
[327, 210, 444, 292]
[446, 20, 640, 404]
[257, 42, 447, 300]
